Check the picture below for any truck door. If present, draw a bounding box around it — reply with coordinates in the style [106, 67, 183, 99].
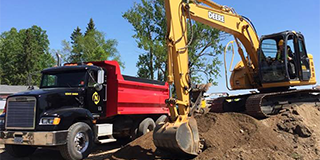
[86, 70, 106, 116]
[295, 35, 311, 81]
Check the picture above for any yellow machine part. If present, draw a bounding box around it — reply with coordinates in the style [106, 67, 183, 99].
[261, 54, 316, 88]
[153, 115, 200, 156]
[230, 54, 316, 90]
[230, 61, 254, 90]
[201, 99, 206, 108]
[153, 0, 200, 157]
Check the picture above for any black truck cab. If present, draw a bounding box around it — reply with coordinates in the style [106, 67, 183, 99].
[0, 64, 106, 159]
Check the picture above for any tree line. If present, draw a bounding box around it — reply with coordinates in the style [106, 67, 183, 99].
[0, 0, 225, 86]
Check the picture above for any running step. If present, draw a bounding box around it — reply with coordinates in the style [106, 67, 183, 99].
[98, 138, 117, 144]
[277, 101, 289, 105]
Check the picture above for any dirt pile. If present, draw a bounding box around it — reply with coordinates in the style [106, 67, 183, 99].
[261, 103, 320, 159]
[111, 103, 320, 160]
[195, 112, 292, 160]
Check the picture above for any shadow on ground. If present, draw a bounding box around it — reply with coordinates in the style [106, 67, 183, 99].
[0, 141, 126, 160]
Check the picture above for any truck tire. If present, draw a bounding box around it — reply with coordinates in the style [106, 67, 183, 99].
[155, 115, 168, 125]
[138, 118, 155, 136]
[59, 122, 93, 160]
[5, 144, 36, 157]
[130, 125, 139, 140]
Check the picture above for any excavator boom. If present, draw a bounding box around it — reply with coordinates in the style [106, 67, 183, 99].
[154, 0, 261, 156]
[153, 0, 200, 156]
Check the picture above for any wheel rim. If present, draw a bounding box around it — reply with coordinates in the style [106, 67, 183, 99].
[74, 132, 89, 153]
[147, 125, 153, 133]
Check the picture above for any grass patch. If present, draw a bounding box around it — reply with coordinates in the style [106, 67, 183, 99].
[291, 152, 303, 160]
[0, 110, 3, 114]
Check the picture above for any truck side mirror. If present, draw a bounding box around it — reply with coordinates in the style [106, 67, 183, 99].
[97, 69, 104, 84]
[94, 69, 104, 91]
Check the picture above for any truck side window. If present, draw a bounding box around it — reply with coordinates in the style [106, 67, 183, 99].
[88, 71, 97, 87]
[43, 75, 57, 87]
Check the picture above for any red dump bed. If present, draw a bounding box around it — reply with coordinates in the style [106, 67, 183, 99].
[91, 61, 169, 117]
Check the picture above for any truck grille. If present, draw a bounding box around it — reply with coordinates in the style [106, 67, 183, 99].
[5, 96, 36, 129]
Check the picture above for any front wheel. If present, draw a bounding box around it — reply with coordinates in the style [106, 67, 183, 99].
[59, 122, 93, 160]
[5, 144, 36, 157]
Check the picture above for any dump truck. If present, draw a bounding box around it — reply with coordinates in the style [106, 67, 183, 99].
[0, 60, 169, 160]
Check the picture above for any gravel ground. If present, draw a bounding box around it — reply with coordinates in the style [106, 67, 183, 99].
[0, 141, 125, 160]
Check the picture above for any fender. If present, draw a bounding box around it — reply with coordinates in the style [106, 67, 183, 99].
[37, 107, 94, 131]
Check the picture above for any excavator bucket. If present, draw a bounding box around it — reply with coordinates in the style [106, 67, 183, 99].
[153, 116, 200, 157]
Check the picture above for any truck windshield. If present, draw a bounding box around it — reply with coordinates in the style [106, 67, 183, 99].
[41, 71, 87, 88]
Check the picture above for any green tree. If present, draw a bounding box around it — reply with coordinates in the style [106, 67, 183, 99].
[0, 26, 55, 85]
[85, 18, 96, 36]
[69, 27, 83, 62]
[63, 19, 124, 68]
[71, 27, 82, 43]
[123, 0, 166, 80]
[123, 0, 226, 84]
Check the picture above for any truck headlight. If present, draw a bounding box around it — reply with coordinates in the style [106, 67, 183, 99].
[0, 114, 5, 125]
[39, 117, 61, 125]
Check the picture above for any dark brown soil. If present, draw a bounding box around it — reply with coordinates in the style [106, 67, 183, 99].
[195, 112, 292, 160]
[111, 103, 320, 160]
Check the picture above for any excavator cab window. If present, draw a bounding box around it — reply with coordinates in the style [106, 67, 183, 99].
[283, 33, 311, 81]
[285, 35, 297, 80]
[259, 38, 286, 82]
[296, 35, 311, 81]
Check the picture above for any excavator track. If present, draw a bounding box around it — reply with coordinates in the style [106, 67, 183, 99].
[210, 89, 320, 119]
[245, 94, 267, 118]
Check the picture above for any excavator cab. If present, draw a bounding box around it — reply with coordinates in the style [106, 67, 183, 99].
[258, 31, 311, 85]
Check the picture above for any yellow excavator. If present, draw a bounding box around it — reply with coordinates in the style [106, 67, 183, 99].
[153, 0, 319, 157]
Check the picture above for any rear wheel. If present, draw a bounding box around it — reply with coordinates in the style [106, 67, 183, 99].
[138, 118, 155, 136]
[5, 144, 36, 158]
[155, 115, 168, 125]
[59, 122, 93, 160]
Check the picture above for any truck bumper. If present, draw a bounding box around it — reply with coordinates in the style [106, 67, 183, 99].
[0, 130, 68, 146]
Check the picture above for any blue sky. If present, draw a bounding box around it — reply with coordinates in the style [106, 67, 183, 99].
[1, 0, 319, 94]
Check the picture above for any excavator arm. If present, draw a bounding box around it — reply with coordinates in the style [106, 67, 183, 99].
[153, 0, 200, 156]
[153, 0, 263, 156]
[163, 0, 264, 108]
[163, 0, 262, 121]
